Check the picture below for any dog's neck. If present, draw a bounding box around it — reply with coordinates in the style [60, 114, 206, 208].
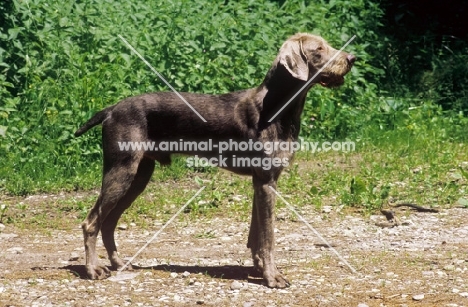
[257, 62, 312, 140]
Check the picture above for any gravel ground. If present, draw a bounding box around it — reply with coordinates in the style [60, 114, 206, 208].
[0, 197, 467, 306]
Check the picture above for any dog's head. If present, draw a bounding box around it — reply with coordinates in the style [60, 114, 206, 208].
[278, 33, 356, 87]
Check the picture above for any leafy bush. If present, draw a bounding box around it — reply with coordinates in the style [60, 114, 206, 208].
[419, 41, 468, 113]
[378, 1, 468, 113]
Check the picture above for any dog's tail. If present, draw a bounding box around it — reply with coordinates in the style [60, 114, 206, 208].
[74, 106, 115, 137]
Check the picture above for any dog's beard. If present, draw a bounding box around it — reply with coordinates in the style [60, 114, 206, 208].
[319, 74, 345, 88]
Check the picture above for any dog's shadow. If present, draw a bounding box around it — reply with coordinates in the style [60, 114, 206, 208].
[62, 264, 263, 285]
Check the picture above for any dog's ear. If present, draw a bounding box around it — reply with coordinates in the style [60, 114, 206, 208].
[278, 38, 309, 81]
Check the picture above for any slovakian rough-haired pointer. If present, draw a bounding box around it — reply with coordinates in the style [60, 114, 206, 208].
[75, 33, 356, 288]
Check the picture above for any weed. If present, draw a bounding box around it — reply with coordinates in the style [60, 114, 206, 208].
[195, 230, 216, 239]
[0, 204, 8, 223]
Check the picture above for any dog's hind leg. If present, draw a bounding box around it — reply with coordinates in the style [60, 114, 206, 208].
[247, 192, 262, 276]
[81, 151, 145, 279]
[101, 157, 155, 271]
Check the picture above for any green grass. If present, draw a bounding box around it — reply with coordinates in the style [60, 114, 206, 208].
[2, 119, 466, 231]
[277, 113, 468, 214]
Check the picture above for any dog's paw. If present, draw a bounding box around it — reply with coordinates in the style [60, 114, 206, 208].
[111, 262, 133, 272]
[86, 264, 111, 280]
[110, 256, 133, 271]
[264, 273, 290, 288]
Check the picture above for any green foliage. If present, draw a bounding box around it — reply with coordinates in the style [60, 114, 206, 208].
[297, 0, 387, 140]
[419, 41, 468, 113]
[378, 1, 468, 113]
[0, 0, 385, 194]
[0, 0, 465, 198]
[0, 203, 9, 223]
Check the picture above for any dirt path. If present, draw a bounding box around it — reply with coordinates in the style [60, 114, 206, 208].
[0, 192, 467, 306]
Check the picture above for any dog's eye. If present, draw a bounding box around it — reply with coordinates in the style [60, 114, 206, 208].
[317, 46, 323, 51]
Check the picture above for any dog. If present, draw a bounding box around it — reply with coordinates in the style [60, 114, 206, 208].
[74, 33, 355, 288]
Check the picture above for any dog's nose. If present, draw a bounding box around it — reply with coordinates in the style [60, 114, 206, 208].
[346, 54, 356, 65]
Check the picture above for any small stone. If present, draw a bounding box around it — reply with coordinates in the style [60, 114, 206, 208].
[7, 247, 23, 254]
[0, 233, 18, 239]
[372, 293, 383, 299]
[0, 223, 5, 231]
[196, 300, 204, 305]
[276, 212, 288, 221]
[412, 294, 424, 301]
[69, 252, 80, 261]
[460, 292, 468, 297]
[118, 224, 128, 230]
[159, 295, 170, 302]
[243, 302, 254, 307]
[230, 280, 243, 290]
[436, 270, 446, 277]
[444, 265, 455, 271]
[357, 304, 369, 307]
[170, 272, 178, 278]
[422, 271, 434, 278]
[182, 271, 190, 278]
[322, 206, 332, 213]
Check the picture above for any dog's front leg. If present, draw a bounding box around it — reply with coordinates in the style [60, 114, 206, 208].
[248, 175, 289, 288]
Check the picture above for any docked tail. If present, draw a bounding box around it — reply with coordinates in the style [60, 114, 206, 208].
[74, 106, 115, 137]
